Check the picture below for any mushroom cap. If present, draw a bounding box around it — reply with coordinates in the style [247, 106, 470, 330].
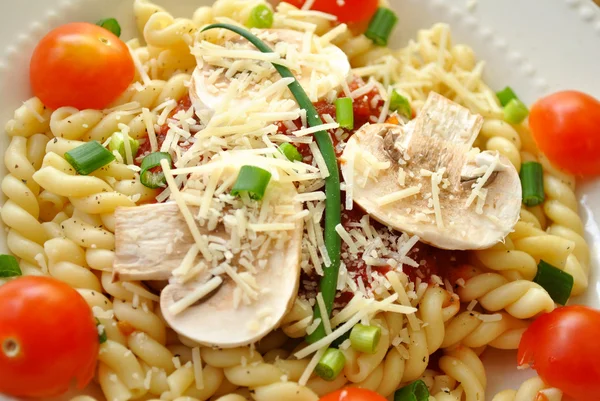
[340, 95, 522, 250]
[158, 175, 304, 348]
[189, 28, 350, 113]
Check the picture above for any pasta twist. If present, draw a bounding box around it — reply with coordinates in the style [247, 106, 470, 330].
[5, 97, 51, 137]
[439, 346, 486, 401]
[457, 273, 555, 319]
[442, 311, 529, 350]
[479, 119, 522, 171]
[113, 73, 191, 111]
[492, 376, 562, 401]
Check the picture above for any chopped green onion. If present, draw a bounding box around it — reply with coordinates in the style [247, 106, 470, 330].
[202, 24, 341, 346]
[350, 324, 381, 354]
[520, 161, 545, 207]
[394, 380, 430, 401]
[315, 348, 346, 381]
[247, 5, 274, 29]
[109, 132, 139, 162]
[365, 8, 399, 46]
[140, 152, 172, 189]
[335, 97, 354, 130]
[496, 86, 518, 107]
[0, 255, 22, 278]
[65, 141, 116, 175]
[504, 98, 529, 124]
[534, 260, 574, 305]
[279, 143, 303, 162]
[231, 166, 272, 200]
[96, 318, 107, 344]
[96, 18, 121, 37]
[390, 90, 412, 120]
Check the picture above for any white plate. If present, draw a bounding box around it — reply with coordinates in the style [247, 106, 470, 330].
[1, 0, 599, 400]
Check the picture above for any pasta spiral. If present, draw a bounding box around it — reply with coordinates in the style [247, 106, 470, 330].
[492, 376, 563, 401]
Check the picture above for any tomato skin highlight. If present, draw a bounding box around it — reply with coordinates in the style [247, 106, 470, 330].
[319, 387, 387, 401]
[529, 90, 600, 176]
[0, 276, 99, 398]
[518, 306, 600, 401]
[30, 22, 135, 110]
[284, 0, 378, 23]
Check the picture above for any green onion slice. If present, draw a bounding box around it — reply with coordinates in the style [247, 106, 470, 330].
[231, 166, 272, 201]
[247, 5, 274, 29]
[0, 255, 22, 278]
[65, 141, 116, 175]
[394, 380, 430, 401]
[202, 24, 341, 345]
[365, 8, 399, 46]
[315, 348, 346, 381]
[520, 161, 545, 207]
[96, 318, 108, 344]
[335, 97, 354, 130]
[109, 132, 140, 162]
[534, 260, 574, 305]
[390, 90, 412, 120]
[96, 18, 122, 37]
[496, 86, 518, 107]
[140, 152, 172, 189]
[279, 143, 303, 162]
[350, 324, 382, 354]
[504, 98, 529, 124]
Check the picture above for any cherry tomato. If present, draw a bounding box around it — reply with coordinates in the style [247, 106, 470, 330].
[30, 22, 135, 110]
[284, 0, 378, 23]
[518, 305, 600, 401]
[0, 276, 99, 398]
[529, 90, 600, 176]
[319, 388, 387, 401]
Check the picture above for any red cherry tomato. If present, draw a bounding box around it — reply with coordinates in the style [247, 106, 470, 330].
[0, 276, 99, 398]
[30, 22, 135, 110]
[319, 388, 387, 401]
[284, 0, 379, 23]
[518, 306, 600, 401]
[529, 90, 600, 176]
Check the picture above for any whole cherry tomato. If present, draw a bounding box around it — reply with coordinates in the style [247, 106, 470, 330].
[284, 0, 379, 24]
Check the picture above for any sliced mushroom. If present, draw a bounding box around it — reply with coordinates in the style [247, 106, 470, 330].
[113, 165, 304, 347]
[190, 29, 350, 114]
[340, 92, 521, 250]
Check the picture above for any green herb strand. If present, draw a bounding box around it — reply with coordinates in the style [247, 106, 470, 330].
[201, 23, 342, 344]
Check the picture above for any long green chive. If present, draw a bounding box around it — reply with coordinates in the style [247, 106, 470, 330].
[109, 132, 139, 161]
[504, 98, 529, 124]
[96, 18, 122, 37]
[496, 86, 518, 107]
[231, 166, 272, 200]
[247, 5, 274, 29]
[534, 260, 574, 305]
[394, 380, 430, 401]
[350, 324, 381, 354]
[315, 348, 346, 381]
[0, 255, 22, 278]
[365, 8, 399, 46]
[335, 97, 354, 130]
[203, 24, 341, 345]
[140, 152, 172, 189]
[96, 318, 107, 344]
[65, 141, 116, 175]
[520, 161, 545, 207]
[390, 90, 412, 120]
[279, 143, 303, 162]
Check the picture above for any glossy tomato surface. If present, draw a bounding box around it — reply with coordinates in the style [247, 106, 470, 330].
[0, 276, 99, 398]
[518, 306, 600, 401]
[529, 90, 600, 176]
[30, 22, 135, 110]
[284, 0, 378, 23]
[319, 388, 388, 401]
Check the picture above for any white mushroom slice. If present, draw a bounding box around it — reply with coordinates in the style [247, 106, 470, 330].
[190, 29, 350, 114]
[340, 92, 521, 250]
[113, 168, 303, 347]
